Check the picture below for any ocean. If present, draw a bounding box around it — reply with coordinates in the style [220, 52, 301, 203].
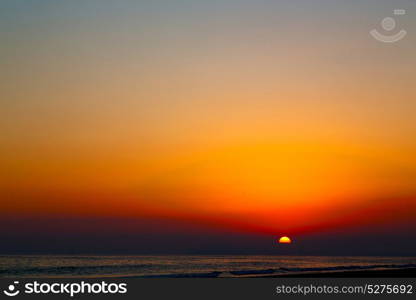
[1, 255, 415, 278]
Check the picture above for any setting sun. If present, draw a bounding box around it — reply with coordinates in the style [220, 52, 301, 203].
[278, 236, 292, 244]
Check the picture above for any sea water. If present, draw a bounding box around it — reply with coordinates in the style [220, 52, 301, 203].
[1, 255, 415, 278]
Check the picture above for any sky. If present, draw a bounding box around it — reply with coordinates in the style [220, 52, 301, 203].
[1, 0, 416, 255]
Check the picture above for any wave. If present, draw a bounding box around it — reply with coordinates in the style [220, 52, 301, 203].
[2, 262, 415, 278]
[229, 263, 416, 276]
[134, 272, 222, 278]
[0, 264, 159, 276]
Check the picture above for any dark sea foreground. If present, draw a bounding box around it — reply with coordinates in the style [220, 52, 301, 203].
[1, 255, 416, 278]
[269, 268, 416, 278]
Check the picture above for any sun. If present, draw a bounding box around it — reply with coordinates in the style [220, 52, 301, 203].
[278, 236, 292, 244]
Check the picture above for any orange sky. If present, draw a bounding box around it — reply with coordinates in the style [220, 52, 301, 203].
[1, 1, 416, 238]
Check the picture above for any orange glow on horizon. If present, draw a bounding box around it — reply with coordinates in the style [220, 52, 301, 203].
[1, 2, 415, 239]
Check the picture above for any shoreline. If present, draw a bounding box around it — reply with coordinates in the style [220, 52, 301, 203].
[114, 267, 416, 278]
[2, 268, 415, 278]
[258, 267, 416, 278]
